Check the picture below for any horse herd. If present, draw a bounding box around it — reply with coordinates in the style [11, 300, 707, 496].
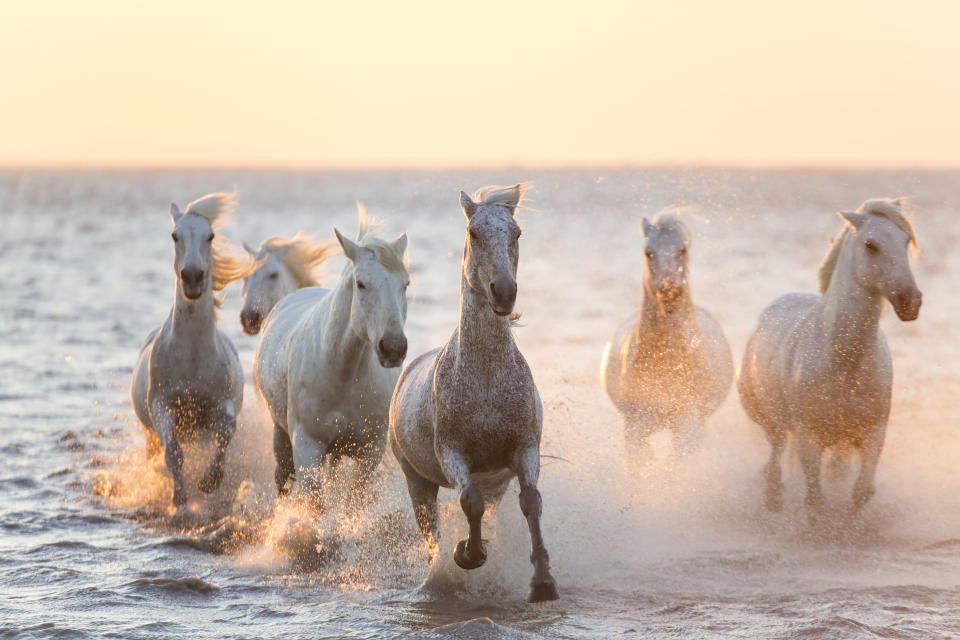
[130, 185, 921, 603]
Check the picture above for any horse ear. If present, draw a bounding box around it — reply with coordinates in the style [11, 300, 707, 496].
[641, 217, 652, 237]
[334, 228, 359, 261]
[242, 241, 257, 257]
[460, 191, 477, 219]
[391, 232, 408, 257]
[838, 211, 867, 229]
[170, 203, 183, 224]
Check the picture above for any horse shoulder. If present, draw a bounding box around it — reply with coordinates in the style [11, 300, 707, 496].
[601, 312, 641, 405]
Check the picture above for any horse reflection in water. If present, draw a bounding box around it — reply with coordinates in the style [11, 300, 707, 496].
[131, 192, 251, 513]
[738, 198, 922, 516]
[601, 209, 733, 458]
[390, 184, 560, 603]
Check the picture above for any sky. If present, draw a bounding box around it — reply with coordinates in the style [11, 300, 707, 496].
[1, 0, 958, 169]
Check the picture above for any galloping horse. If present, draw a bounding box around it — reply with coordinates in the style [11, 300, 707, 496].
[239, 233, 336, 335]
[131, 193, 251, 510]
[390, 184, 559, 603]
[254, 205, 409, 504]
[601, 210, 733, 457]
[738, 198, 921, 514]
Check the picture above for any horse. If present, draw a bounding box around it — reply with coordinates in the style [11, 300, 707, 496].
[389, 184, 560, 604]
[253, 204, 409, 505]
[130, 192, 251, 510]
[601, 209, 733, 457]
[239, 233, 336, 335]
[738, 198, 922, 515]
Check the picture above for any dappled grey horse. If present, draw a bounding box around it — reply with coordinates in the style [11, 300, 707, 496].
[390, 184, 559, 603]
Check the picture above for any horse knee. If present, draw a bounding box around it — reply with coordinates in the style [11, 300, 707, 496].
[459, 486, 484, 522]
[519, 486, 542, 519]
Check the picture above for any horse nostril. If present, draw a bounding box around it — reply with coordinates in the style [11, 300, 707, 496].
[490, 282, 498, 297]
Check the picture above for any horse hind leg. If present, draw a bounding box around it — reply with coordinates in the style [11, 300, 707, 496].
[395, 449, 441, 563]
[763, 423, 787, 512]
[797, 430, 825, 517]
[199, 400, 237, 495]
[514, 447, 559, 603]
[273, 424, 295, 497]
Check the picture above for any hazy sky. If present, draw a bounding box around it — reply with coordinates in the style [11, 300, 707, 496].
[1, 1, 958, 168]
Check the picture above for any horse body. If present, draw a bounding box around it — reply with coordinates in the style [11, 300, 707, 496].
[253, 206, 409, 501]
[130, 193, 250, 509]
[390, 184, 559, 604]
[738, 198, 921, 513]
[601, 211, 733, 455]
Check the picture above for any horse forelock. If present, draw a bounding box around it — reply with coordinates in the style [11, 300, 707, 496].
[183, 192, 237, 229]
[472, 182, 530, 211]
[261, 233, 337, 287]
[649, 209, 693, 247]
[350, 202, 408, 278]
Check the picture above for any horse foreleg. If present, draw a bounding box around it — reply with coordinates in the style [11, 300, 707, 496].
[624, 408, 655, 463]
[291, 425, 328, 511]
[396, 451, 440, 563]
[151, 402, 186, 507]
[764, 424, 787, 512]
[273, 424, 295, 497]
[672, 411, 702, 457]
[852, 424, 886, 513]
[798, 430, 824, 516]
[439, 447, 487, 570]
[513, 447, 559, 603]
[199, 400, 236, 495]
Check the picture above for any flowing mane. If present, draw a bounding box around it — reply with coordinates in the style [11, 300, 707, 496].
[352, 201, 409, 277]
[472, 182, 530, 210]
[261, 233, 337, 288]
[818, 198, 919, 293]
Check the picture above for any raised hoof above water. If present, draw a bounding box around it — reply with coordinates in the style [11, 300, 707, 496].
[527, 579, 559, 603]
[453, 539, 487, 570]
[198, 466, 224, 494]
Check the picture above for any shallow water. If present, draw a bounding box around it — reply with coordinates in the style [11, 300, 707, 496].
[2, 169, 960, 638]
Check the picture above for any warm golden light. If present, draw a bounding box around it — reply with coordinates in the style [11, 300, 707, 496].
[2, 0, 957, 168]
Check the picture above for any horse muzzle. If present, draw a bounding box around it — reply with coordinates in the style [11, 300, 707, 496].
[376, 332, 408, 368]
[240, 308, 263, 335]
[180, 268, 205, 300]
[489, 276, 517, 316]
[892, 288, 922, 322]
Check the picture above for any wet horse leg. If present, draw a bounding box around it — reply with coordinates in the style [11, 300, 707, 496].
[396, 451, 440, 563]
[798, 428, 824, 516]
[199, 400, 236, 494]
[764, 423, 787, 512]
[513, 447, 559, 602]
[439, 447, 487, 570]
[273, 424, 295, 496]
[150, 401, 186, 507]
[852, 423, 886, 513]
[291, 425, 328, 511]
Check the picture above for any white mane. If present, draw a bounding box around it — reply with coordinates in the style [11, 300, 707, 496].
[260, 233, 337, 288]
[473, 183, 530, 210]
[184, 191, 237, 230]
[353, 201, 408, 277]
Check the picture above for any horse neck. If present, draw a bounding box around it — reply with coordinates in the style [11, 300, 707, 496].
[639, 284, 697, 341]
[170, 282, 217, 347]
[820, 243, 884, 365]
[454, 273, 514, 369]
[318, 268, 372, 368]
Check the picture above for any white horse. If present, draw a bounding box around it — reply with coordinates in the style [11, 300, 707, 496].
[131, 193, 251, 510]
[254, 205, 409, 503]
[738, 198, 922, 515]
[601, 210, 733, 457]
[390, 184, 560, 603]
[239, 233, 336, 335]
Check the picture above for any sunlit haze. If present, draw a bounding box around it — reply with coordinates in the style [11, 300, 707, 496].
[2, 1, 958, 168]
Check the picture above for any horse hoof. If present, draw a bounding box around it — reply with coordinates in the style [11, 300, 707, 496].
[453, 539, 486, 570]
[527, 579, 559, 603]
[198, 467, 224, 494]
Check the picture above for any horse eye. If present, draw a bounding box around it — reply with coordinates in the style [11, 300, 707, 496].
[207, 233, 215, 242]
[269, 273, 279, 280]
[469, 229, 479, 240]
[678, 247, 687, 257]
[404, 281, 410, 290]
[645, 250, 655, 259]
[865, 240, 879, 253]
[357, 280, 366, 290]
[171, 232, 179, 242]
